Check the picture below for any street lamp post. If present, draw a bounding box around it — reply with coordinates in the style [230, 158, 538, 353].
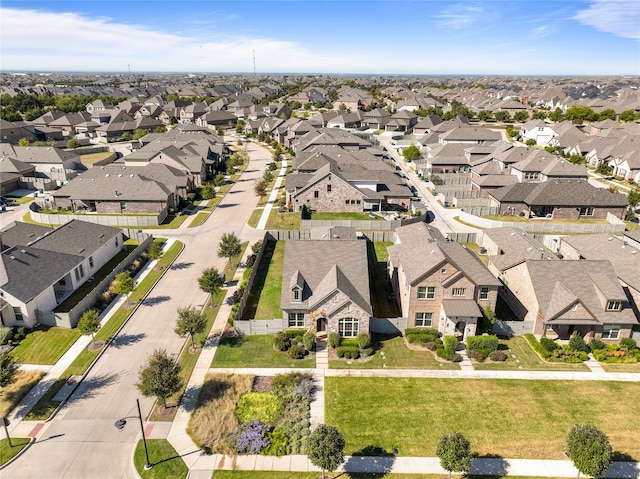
[114, 399, 152, 470]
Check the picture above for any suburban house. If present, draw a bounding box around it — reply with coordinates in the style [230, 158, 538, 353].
[509, 155, 587, 182]
[51, 163, 182, 216]
[0, 156, 36, 195]
[285, 151, 412, 213]
[0, 119, 38, 144]
[520, 120, 556, 146]
[438, 126, 501, 145]
[486, 179, 628, 219]
[559, 233, 640, 322]
[387, 222, 501, 340]
[280, 231, 372, 337]
[0, 220, 124, 329]
[498, 259, 637, 341]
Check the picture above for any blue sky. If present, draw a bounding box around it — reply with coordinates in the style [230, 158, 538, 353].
[1, 1, 639, 75]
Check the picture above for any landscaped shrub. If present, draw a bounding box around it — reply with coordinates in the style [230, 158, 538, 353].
[235, 392, 283, 425]
[292, 379, 314, 402]
[263, 429, 289, 456]
[336, 346, 359, 359]
[302, 332, 315, 351]
[0, 326, 12, 345]
[228, 420, 271, 454]
[443, 335, 458, 352]
[273, 332, 290, 352]
[620, 338, 637, 351]
[405, 328, 439, 336]
[589, 339, 606, 351]
[361, 347, 375, 357]
[525, 334, 551, 359]
[466, 335, 499, 352]
[406, 330, 439, 345]
[471, 348, 491, 362]
[356, 333, 371, 349]
[287, 345, 306, 359]
[569, 335, 588, 352]
[328, 332, 340, 348]
[436, 347, 461, 362]
[489, 350, 508, 362]
[285, 329, 305, 338]
[539, 337, 559, 353]
[271, 372, 312, 398]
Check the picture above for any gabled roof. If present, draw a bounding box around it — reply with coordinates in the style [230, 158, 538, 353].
[484, 227, 558, 272]
[280, 239, 371, 315]
[26, 220, 120, 259]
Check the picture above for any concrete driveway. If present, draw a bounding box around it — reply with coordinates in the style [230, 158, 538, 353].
[4, 142, 271, 478]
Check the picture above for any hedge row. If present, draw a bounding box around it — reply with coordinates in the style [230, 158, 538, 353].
[466, 335, 498, 352]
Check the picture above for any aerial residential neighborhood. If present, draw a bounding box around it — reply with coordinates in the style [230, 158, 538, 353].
[1, 1, 639, 479]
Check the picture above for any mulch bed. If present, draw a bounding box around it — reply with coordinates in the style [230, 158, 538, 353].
[252, 376, 272, 392]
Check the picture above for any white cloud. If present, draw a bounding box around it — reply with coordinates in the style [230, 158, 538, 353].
[0, 7, 344, 72]
[532, 25, 552, 38]
[435, 4, 484, 29]
[574, 0, 640, 40]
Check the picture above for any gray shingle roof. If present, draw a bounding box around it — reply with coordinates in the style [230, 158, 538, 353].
[29, 220, 120, 259]
[484, 227, 558, 272]
[280, 239, 371, 315]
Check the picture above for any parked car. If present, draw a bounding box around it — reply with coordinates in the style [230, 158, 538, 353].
[0, 196, 17, 206]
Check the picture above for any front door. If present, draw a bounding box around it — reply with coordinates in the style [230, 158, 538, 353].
[316, 318, 327, 333]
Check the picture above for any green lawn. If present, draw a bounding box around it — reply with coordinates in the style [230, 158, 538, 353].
[244, 240, 284, 320]
[311, 212, 381, 220]
[187, 211, 210, 227]
[600, 361, 640, 372]
[473, 336, 590, 371]
[25, 241, 183, 420]
[213, 334, 315, 368]
[330, 334, 460, 370]
[134, 439, 187, 479]
[223, 242, 249, 281]
[265, 210, 300, 230]
[368, 242, 400, 317]
[0, 438, 31, 466]
[246, 208, 264, 228]
[10, 327, 81, 365]
[6, 195, 34, 205]
[326, 377, 640, 460]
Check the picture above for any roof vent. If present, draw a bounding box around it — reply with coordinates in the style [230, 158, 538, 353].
[21, 249, 26, 253]
[608, 237, 613, 241]
[9, 255, 15, 260]
[105, 173, 110, 177]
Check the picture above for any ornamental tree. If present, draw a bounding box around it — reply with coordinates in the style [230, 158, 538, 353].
[137, 349, 182, 407]
[305, 425, 345, 479]
[566, 424, 612, 479]
[436, 432, 472, 479]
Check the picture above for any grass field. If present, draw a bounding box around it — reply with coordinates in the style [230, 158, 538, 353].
[10, 327, 81, 364]
[600, 361, 640, 372]
[244, 240, 284, 320]
[330, 334, 460, 370]
[246, 208, 264, 228]
[0, 370, 44, 418]
[213, 334, 315, 368]
[265, 211, 300, 230]
[473, 336, 590, 371]
[134, 439, 187, 479]
[80, 152, 115, 164]
[325, 377, 640, 459]
[0, 438, 31, 466]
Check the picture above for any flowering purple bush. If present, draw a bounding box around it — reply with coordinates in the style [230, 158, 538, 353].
[229, 420, 271, 454]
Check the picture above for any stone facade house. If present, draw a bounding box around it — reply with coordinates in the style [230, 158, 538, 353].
[387, 223, 500, 340]
[0, 220, 124, 329]
[280, 232, 372, 338]
[499, 259, 637, 341]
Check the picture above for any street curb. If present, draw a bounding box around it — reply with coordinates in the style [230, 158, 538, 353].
[0, 437, 35, 471]
[44, 240, 185, 423]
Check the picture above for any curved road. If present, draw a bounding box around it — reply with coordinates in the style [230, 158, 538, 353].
[5, 141, 271, 479]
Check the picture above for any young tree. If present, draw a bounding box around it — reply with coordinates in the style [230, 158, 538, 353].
[67, 138, 81, 149]
[77, 309, 101, 345]
[218, 232, 242, 268]
[113, 271, 135, 300]
[0, 353, 20, 388]
[201, 183, 217, 200]
[175, 306, 207, 349]
[627, 188, 640, 211]
[263, 170, 274, 183]
[137, 349, 182, 408]
[254, 179, 267, 197]
[305, 425, 345, 479]
[402, 144, 421, 162]
[566, 424, 612, 479]
[436, 432, 472, 479]
[147, 242, 163, 261]
[214, 174, 225, 187]
[513, 110, 529, 123]
[197, 267, 225, 305]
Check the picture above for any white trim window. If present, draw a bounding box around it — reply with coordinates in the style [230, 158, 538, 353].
[288, 313, 305, 328]
[579, 207, 594, 216]
[415, 312, 433, 327]
[451, 288, 466, 297]
[601, 324, 620, 340]
[606, 301, 621, 311]
[338, 317, 359, 337]
[417, 286, 436, 299]
[479, 287, 489, 300]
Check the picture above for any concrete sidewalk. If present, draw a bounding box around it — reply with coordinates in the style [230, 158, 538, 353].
[256, 159, 288, 230]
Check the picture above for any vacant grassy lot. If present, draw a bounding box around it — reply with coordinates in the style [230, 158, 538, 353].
[326, 377, 640, 459]
[80, 151, 115, 164]
[10, 327, 81, 364]
[213, 334, 315, 368]
[368, 242, 400, 317]
[244, 240, 283, 320]
[330, 334, 459, 370]
[134, 439, 187, 479]
[0, 370, 43, 418]
[265, 210, 300, 230]
[473, 336, 589, 371]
